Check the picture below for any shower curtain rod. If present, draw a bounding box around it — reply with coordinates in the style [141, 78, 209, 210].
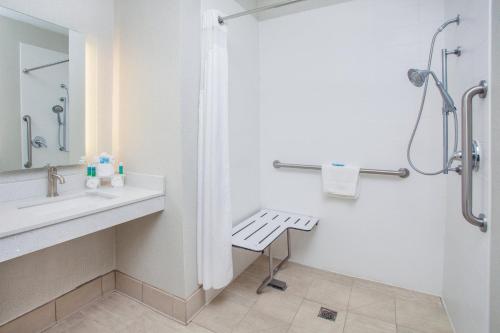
[218, 0, 308, 24]
[23, 59, 69, 74]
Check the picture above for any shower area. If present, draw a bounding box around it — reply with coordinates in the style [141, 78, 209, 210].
[20, 43, 70, 168]
[200, 0, 493, 332]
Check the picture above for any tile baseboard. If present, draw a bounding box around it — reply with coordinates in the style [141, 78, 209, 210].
[0, 270, 205, 332]
[0, 271, 115, 333]
[115, 270, 206, 324]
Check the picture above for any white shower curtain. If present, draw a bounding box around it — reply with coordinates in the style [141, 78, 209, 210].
[197, 10, 233, 290]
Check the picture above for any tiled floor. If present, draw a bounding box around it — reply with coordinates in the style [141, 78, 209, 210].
[44, 256, 454, 333]
[43, 292, 211, 333]
[193, 256, 453, 333]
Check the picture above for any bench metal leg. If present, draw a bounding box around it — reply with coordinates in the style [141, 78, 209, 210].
[256, 229, 291, 294]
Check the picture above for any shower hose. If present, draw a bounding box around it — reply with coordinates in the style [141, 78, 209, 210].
[406, 29, 459, 176]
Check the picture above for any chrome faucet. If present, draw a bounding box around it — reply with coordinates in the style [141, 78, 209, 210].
[47, 166, 66, 197]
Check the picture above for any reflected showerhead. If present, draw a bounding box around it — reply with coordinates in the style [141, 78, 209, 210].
[407, 68, 456, 112]
[408, 69, 428, 87]
[52, 105, 64, 113]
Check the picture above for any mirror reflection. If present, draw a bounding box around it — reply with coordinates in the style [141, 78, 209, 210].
[0, 7, 85, 172]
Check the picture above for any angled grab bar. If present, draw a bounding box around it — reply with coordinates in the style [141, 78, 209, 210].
[461, 81, 487, 232]
[22, 115, 33, 168]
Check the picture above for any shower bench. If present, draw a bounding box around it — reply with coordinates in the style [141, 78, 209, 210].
[232, 209, 319, 294]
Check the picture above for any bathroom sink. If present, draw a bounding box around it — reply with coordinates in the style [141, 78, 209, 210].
[18, 191, 118, 216]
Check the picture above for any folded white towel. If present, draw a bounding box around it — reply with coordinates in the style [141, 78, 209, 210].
[321, 163, 360, 199]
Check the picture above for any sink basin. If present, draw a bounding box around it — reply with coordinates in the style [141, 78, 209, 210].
[18, 191, 118, 216]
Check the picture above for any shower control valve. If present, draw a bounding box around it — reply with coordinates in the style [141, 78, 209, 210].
[32, 136, 47, 148]
[448, 140, 481, 175]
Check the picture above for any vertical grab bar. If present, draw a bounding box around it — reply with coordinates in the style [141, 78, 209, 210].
[461, 81, 487, 232]
[22, 115, 32, 168]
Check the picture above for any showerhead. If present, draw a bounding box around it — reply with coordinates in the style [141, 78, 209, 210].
[407, 68, 456, 112]
[52, 105, 64, 113]
[408, 69, 427, 87]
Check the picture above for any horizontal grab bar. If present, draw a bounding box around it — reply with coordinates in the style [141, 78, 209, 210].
[273, 160, 410, 178]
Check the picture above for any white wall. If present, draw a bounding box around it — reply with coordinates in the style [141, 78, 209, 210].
[0, 0, 116, 325]
[442, 1, 492, 332]
[114, 0, 190, 298]
[115, 0, 260, 298]
[259, 0, 448, 295]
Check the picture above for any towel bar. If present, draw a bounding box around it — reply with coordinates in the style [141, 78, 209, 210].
[273, 160, 410, 178]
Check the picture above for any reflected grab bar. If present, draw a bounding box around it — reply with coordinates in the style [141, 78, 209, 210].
[273, 160, 410, 178]
[461, 81, 487, 232]
[23, 115, 32, 168]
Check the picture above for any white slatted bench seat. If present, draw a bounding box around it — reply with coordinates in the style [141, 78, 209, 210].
[232, 209, 319, 293]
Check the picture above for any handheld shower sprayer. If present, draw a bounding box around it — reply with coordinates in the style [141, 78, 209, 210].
[407, 69, 456, 112]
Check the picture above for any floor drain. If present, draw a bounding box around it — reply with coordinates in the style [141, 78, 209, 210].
[318, 307, 337, 321]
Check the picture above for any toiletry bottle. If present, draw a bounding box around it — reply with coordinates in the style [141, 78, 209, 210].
[87, 164, 92, 177]
[119, 162, 124, 176]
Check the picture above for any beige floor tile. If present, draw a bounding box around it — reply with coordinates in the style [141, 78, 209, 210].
[232, 308, 290, 333]
[352, 279, 440, 306]
[396, 326, 425, 333]
[123, 309, 207, 333]
[223, 273, 262, 307]
[274, 269, 313, 298]
[279, 261, 353, 288]
[395, 299, 453, 333]
[277, 262, 316, 284]
[97, 292, 149, 323]
[392, 288, 442, 306]
[352, 279, 398, 298]
[289, 300, 346, 333]
[64, 318, 115, 333]
[252, 289, 303, 323]
[344, 312, 397, 333]
[349, 284, 394, 309]
[45, 292, 215, 333]
[349, 285, 396, 323]
[245, 256, 281, 280]
[78, 299, 131, 331]
[192, 292, 250, 333]
[184, 323, 217, 333]
[350, 300, 396, 324]
[306, 277, 352, 311]
[308, 268, 354, 287]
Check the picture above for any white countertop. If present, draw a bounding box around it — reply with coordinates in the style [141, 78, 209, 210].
[0, 172, 166, 263]
[0, 186, 164, 239]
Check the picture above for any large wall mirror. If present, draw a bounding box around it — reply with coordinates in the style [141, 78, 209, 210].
[0, 6, 85, 173]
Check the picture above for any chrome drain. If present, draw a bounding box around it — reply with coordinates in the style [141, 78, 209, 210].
[318, 307, 337, 321]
